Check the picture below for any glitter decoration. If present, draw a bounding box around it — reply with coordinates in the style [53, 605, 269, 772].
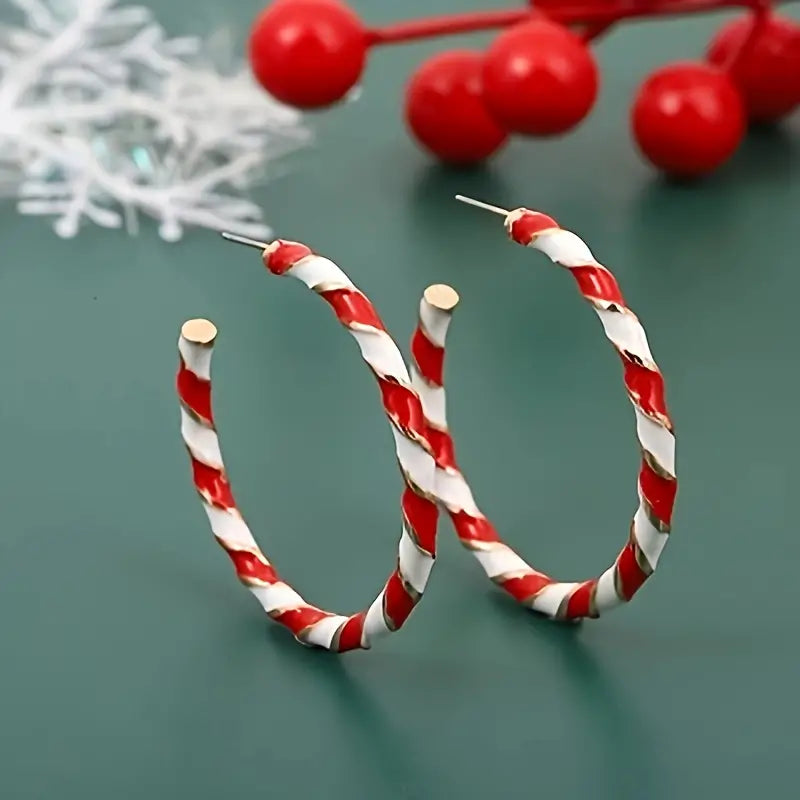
[0, 0, 311, 241]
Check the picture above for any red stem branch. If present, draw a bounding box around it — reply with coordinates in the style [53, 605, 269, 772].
[364, 10, 529, 45]
[364, 0, 791, 47]
[721, 0, 771, 69]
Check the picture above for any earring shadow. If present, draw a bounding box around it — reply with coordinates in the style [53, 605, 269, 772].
[263, 624, 439, 798]
[486, 593, 658, 800]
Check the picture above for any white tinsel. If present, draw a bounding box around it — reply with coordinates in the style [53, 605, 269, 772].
[0, 0, 312, 241]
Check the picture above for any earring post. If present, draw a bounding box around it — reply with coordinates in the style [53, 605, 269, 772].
[454, 194, 510, 216]
[221, 231, 271, 250]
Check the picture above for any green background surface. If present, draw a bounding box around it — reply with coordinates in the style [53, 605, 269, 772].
[1, 1, 798, 798]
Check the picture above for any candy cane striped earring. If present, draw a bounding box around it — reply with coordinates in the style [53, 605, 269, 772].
[177, 233, 453, 651]
[409, 196, 677, 621]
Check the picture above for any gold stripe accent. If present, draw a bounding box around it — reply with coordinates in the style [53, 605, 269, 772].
[400, 464, 439, 504]
[422, 415, 448, 434]
[217, 533, 270, 563]
[218, 540, 269, 564]
[267, 604, 302, 620]
[362, 362, 436, 457]
[329, 616, 372, 651]
[587, 297, 627, 314]
[411, 318, 449, 383]
[293, 625, 318, 646]
[311, 280, 354, 294]
[366, 364, 417, 397]
[392, 420, 435, 457]
[309, 283, 386, 335]
[349, 321, 386, 335]
[489, 568, 531, 586]
[617, 370, 676, 433]
[633, 541, 654, 578]
[397, 561, 423, 604]
[372, 377, 435, 454]
[555, 593, 571, 621]
[198, 487, 233, 512]
[606, 336, 662, 378]
[402, 515, 435, 558]
[460, 538, 505, 553]
[622, 349, 644, 367]
[641, 447, 676, 481]
[366, 366, 427, 419]
[614, 341, 659, 374]
[330, 621, 345, 652]
[239, 575, 274, 589]
[612, 521, 657, 604]
[381, 592, 399, 632]
[630, 521, 655, 577]
[624, 387, 674, 433]
[613, 565, 627, 603]
[179, 399, 214, 428]
[528, 226, 562, 243]
[588, 581, 600, 619]
[521, 586, 552, 606]
[642, 497, 671, 534]
[183, 443, 224, 476]
[554, 582, 601, 620]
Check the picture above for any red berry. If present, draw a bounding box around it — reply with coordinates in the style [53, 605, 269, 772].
[481, 20, 599, 136]
[248, 0, 366, 109]
[631, 62, 745, 178]
[707, 13, 800, 123]
[404, 50, 508, 165]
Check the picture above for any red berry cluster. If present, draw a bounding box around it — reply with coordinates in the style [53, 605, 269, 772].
[248, 0, 800, 178]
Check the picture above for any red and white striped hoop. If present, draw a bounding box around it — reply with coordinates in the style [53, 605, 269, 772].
[177, 240, 450, 651]
[411, 208, 677, 620]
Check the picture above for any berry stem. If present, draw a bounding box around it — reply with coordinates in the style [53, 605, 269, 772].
[364, 9, 531, 45]
[719, 1, 771, 70]
[581, 21, 618, 43]
[363, 0, 793, 47]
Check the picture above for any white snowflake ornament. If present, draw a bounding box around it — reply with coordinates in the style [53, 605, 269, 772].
[0, 0, 312, 241]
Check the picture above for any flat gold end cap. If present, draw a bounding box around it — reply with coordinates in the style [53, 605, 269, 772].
[424, 284, 459, 311]
[181, 318, 218, 344]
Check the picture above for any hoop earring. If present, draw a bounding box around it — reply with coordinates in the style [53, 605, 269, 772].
[177, 238, 454, 651]
[411, 200, 677, 621]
